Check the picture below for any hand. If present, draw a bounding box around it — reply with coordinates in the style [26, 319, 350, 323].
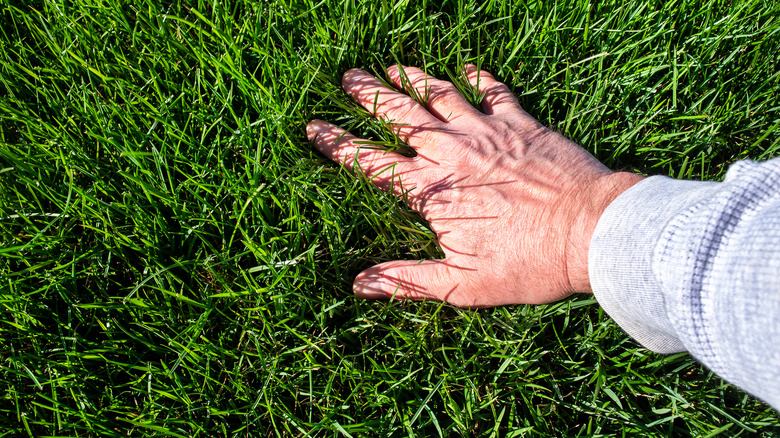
[307, 65, 643, 307]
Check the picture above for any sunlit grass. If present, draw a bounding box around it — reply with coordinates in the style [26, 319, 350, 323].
[1, 0, 778, 436]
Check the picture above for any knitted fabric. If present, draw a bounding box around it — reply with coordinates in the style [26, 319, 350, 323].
[590, 158, 780, 409]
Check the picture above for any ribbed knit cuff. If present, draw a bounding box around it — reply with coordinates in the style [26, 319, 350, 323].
[589, 175, 719, 353]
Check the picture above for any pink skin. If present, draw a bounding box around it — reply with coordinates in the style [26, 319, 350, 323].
[307, 65, 643, 307]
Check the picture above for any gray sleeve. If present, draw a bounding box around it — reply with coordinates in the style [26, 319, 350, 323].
[589, 158, 780, 410]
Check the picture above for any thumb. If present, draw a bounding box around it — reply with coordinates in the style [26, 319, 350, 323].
[353, 259, 472, 305]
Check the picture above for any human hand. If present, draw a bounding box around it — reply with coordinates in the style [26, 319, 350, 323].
[307, 65, 643, 307]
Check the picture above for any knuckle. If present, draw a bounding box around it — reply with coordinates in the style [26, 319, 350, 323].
[429, 86, 462, 107]
[468, 71, 492, 86]
[383, 101, 418, 125]
[486, 81, 510, 95]
[430, 80, 457, 96]
[411, 128, 439, 146]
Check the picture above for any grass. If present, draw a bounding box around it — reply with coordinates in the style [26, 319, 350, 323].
[1, 0, 779, 436]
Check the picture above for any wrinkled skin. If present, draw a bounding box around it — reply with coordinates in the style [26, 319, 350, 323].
[307, 65, 643, 307]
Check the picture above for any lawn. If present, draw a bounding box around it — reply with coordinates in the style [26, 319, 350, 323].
[1, 0, 779, 436]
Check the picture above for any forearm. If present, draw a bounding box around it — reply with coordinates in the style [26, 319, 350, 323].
[589, 158, 780, 409]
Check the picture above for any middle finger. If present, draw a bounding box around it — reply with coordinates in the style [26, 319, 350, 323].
[387, 65, 481, 123]
[342, 68, 444, 149]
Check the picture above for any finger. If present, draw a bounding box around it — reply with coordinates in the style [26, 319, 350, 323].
[353, 259, 477, 307]
[464, 64, 523, 116]
[342, 68, 443, 148]
[387, 65, 480, 123]
[307, 119, 419, 193]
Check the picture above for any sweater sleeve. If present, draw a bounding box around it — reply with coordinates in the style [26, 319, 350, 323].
[589, 158, 780, 410]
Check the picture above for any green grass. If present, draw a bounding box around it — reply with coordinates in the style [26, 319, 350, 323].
[1, 0, 779, 436]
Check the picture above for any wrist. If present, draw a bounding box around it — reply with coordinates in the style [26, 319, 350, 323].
[566, 171, 645, 293]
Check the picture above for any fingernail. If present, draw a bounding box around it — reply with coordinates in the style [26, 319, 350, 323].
[342, 68, 364, 87]
[306, 119, 325, 141]
[353, 270, 388, 299]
